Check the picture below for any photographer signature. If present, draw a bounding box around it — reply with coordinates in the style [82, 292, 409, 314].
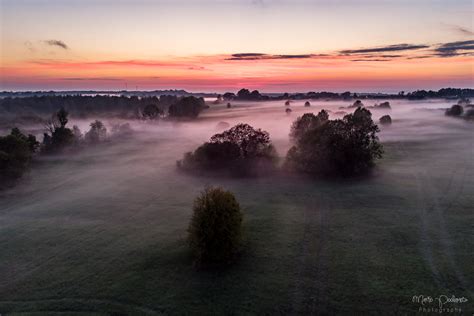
[412, 295, 468, 309]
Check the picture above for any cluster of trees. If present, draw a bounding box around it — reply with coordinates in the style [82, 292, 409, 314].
[286, 108, 383, 177]
[445, 98, 474, 119]
[178, 124, 277, 176]
[179, 108, 383, 178]
[407, 88, 474, 100]
[168, 96, 207, 118]
[0, 128, 39, 186]
[186, 109, 383, 264]
[0, 107, 135, 187]
[0, 95, 207, 120]
[42, 107, 135, 152]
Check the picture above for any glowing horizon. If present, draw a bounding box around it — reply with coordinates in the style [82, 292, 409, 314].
[1, 0, 473, 92]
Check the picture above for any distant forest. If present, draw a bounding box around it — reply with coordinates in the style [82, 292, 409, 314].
[0, 95, 206, 120]
[0, 88, 473, 121]
[1, 87, 473, 100]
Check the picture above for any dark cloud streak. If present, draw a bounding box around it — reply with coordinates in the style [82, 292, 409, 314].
[340, 44, 429, 55]
[227, 53, 314, 60]
[43, 40, 69, 50]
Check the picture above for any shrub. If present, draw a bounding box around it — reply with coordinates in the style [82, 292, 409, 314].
[379, 115, 392, 125]
[349, 100, 364, 108]
[465, 109, 474, 119]
[85, 120, 107, 143]
[188, 187, 243, 266]
[445, 104, 463, 116]
[286, 107, 383, 177]
[375, 101, 391, 109]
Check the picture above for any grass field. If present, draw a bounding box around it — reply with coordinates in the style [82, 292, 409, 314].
[0, 100, 473, 314]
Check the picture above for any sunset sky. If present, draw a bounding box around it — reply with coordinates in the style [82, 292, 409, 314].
[1, 0, 473, 92]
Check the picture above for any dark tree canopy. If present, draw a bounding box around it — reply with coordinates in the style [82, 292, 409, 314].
[57, 107, 69, 128]
[85, 120, 107, 143]
[0, 128, 38, 185]
[379, 115, 392, 125]
[287, 107, 383, 177]
[235, 89, 265, 100]
[43, 108, 76, 153]
[290, 110, 329, 142]
[178, 123, 277, 176]
[188, 187, 243, 266]
[168, 96, 206, 118]
[223, 92, 236, 100]
[209, 123, 275, 160]
[349, 100, 364, 108]
[237, 89, 251, 99]
[445, 104, 463, 116]
[143, 104, 162, 120]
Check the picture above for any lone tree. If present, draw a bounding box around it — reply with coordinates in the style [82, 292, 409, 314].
[188, 187, 243, 266]
[43, 107, 75, 153]
[287, 107, 383, 177]
[178, 123, 277, 176]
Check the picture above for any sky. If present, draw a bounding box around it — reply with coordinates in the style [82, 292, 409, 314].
[1, 0, 473, 92]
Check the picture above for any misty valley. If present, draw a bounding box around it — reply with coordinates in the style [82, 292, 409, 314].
[0, 92, 473, 314]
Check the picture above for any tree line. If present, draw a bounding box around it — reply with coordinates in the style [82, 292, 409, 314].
[220, 88, 474, 102]
[0, 95, 207, 120]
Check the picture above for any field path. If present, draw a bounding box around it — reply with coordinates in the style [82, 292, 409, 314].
[397, 141, 471, 292]
[291, 191, 330, 315]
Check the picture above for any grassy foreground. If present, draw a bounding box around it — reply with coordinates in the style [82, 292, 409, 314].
[0, 131, 472, 315]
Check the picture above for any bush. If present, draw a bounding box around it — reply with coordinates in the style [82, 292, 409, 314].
[465, 109, 474, 119]
[349, 100, 364, 108]
[379, 115, 392, 125]
[286, 107, 383, 177]
[375, 101, 391, 109]
[445, 104, 463, 116]
[178, 123, 277, 176]
[85, 120, 107, 143]
[188, 187, 243, 266]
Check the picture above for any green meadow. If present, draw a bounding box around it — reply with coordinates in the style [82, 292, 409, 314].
[0, 100, 472, 314]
